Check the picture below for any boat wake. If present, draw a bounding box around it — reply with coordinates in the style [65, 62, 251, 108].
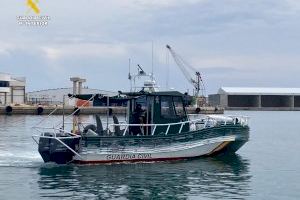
[0, 150, 43, 167]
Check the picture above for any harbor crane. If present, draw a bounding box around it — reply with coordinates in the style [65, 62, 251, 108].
[166, 45, 206, 98]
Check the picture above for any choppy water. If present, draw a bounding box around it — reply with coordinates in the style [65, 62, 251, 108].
[0, 112, 299, 199]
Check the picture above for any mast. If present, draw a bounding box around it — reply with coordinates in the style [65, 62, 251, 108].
[151, 41, 154, 81]
[128, 58, 132, 92]
[166, 48, 170, 90]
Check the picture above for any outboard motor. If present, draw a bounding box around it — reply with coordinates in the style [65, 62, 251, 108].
[38, 132, 80, 164]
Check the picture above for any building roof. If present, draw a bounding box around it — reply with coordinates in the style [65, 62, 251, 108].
[27, 87, 116, 95]
[218, 87, 300, 95]
[26, 88, 118, 103]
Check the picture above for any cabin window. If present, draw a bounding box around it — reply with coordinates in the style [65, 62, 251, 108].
[173, 96, 185, 117]
[0, 81, 9, 87]
[160, 96, 176, 118]
[135, 96, 147, 110]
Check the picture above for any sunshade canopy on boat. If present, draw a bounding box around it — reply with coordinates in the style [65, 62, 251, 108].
[68, 93, 130, 104]
[69, 91, 186, 100]
[120, 91, 186, 97]
[68, 91, 193, 106]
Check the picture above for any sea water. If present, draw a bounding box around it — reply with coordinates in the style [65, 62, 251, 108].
[0, 111, 299, 199]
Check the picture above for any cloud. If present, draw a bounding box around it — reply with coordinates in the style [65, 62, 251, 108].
[0, 42, 15, 56]
[93, 0, 290, 41]
[285, 0, 300, 11]
[41, 43, 128, 60]
[41, 47, 61, 60]
[1, 0, 300, 93]
[134, 0, 206, 7]
[0, 48, 10, 56]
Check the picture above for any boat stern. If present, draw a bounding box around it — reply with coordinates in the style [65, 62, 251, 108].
[36, 132, 81, 164]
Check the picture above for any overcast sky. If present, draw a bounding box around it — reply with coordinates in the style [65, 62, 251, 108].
[1, 0, 300, 94]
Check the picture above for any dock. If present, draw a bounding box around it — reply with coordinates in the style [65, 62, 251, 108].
[0, 106, 224, 115]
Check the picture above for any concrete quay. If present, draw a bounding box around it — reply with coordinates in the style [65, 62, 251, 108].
[226, 107, 300, 111]
[0, 106, 224, 115]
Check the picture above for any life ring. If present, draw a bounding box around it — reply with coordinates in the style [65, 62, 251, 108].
[5, 106, 13, 113]
[195, 107, 201, 114]
[74, 107, 80, 116]
[37, 106, 44, 115]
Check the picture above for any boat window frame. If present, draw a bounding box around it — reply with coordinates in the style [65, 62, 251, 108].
[172, 96, 186, 118]
[160, 95, 178, 119]
[130, 95, 150, 122]
[0, 81, 9, 87]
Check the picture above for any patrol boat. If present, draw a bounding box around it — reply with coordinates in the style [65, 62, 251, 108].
[32, 90, 249, 164]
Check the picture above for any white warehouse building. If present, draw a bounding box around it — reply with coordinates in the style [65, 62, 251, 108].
[209, 87, 300, 110]
[0, 73, 26, 105]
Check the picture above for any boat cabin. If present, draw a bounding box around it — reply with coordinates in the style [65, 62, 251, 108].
[124, 91, 189, 135]
[71, 91, 190, 136]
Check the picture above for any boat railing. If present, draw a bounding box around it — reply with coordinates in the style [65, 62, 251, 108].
[108, 115, 249, 136]
[32, 126, 80, 137]
[62, 120, 127, 126]
[33, 115, 248, 138]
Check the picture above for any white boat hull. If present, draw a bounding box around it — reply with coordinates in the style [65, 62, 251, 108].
[73, 136, 236, 164]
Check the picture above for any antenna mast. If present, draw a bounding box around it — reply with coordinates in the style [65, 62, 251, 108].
[166, 48, 170, 90]
[151, 41, 154, 81]
[128, 58, 132, 92]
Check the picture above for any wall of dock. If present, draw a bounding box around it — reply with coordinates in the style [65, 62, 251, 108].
[0, 106, 224, 115]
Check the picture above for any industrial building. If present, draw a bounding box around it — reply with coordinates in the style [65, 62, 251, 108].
[0, 73, 26, 105]
[27, 87, 117, 105]
[209, 87, 300, 110]
[27, 76, 117, 106]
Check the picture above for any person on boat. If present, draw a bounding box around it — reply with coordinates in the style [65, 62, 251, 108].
[130, 104, 145, 135]
[134, 104, 144, 118]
